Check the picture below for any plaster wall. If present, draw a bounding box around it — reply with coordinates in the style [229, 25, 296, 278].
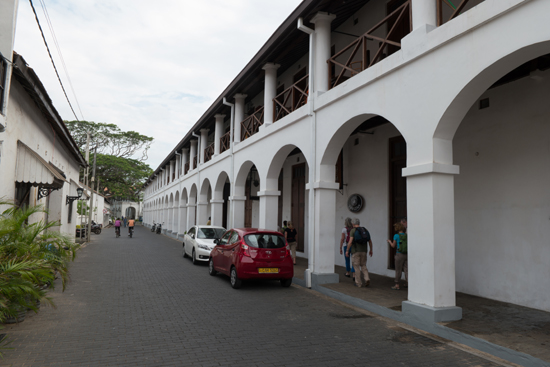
[0, 81, 80, 237]
[453, 71, 550, 311]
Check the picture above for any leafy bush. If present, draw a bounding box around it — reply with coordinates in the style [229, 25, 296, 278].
[0, 200, 79, 325]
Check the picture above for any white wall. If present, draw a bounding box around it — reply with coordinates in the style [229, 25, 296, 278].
[454, 70, 550, 311]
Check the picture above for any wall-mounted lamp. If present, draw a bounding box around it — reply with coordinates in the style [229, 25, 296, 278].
[66, 187, 84, 205]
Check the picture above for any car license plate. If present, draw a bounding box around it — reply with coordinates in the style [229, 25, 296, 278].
[258, 268, 279, 273]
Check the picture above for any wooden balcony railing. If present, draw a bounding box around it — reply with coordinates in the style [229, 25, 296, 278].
[184, 162, 190, 175]
[273, 74, 309, 122]
[220, 131, 231, 153]
[328, 0, 411, 89]
[241, 107, 264, 141]
[204, 143, 214, 163]
[193, 156, 197, 168]
[437, 0, 473, 26]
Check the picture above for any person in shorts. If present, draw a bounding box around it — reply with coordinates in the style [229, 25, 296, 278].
[114, 218, 121, 237]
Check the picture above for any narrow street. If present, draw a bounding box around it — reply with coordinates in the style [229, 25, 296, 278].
[1, 227, 506, 367]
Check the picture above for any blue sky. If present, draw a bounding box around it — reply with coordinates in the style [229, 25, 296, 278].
[14, 0, 303, 170]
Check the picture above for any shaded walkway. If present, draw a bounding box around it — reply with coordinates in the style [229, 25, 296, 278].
[292, 256, 550, 366]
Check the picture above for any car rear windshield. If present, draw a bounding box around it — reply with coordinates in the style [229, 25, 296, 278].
[244, 234, 286, 249]
[198, 228, 226, 239]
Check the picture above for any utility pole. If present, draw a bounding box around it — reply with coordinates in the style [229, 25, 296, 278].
[84, 130, 90, 187]
[87, 147, 96, 242]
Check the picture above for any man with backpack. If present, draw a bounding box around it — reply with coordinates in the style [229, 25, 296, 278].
[345, 218, 373, 288]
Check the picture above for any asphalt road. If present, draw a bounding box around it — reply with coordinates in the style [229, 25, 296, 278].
[0, 226, 505, 366]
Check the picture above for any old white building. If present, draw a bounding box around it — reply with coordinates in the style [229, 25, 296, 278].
[143, 0, 550, 321]
[1, 1, 86, 237]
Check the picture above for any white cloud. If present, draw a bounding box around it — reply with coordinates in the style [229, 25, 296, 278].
[14, 0, 302, 169]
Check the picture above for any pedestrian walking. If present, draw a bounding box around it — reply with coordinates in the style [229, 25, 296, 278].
[387, 222, 408, 290]
[346, 218, 373, 287]
[123, 217, 127, 228]
[285, 221, 298, 265]
[280, 220, 288, 234]
[207, 216, 211, 225]
[339, 217, 355, 279]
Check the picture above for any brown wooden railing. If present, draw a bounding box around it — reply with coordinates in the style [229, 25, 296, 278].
[220, 131, 231, 153]
[273, 75, 309, 122]
[184, 162, 190, 175]
[204, 143, 214, 163]
[241, 107, 264, 141]
[328, 0, 411, 89]
[437, 0, 473, 26]
[193, 156, 197, 168]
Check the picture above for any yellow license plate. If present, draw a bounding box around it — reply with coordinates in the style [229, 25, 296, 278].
[258, 268, 279, 273]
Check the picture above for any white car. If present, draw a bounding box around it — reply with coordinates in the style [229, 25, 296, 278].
[183, 225, 226, 264]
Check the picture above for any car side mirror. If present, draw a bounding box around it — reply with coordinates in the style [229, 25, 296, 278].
[213, 239, 219, 245]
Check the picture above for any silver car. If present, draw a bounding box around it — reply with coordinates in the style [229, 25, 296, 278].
[183, 225, 226, 264]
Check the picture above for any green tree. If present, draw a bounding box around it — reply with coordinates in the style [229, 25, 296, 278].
[77, 201, 89, 216]
[64, 120, 154, 201]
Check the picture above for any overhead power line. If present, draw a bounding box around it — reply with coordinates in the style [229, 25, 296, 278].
[28, 0, 80, 121]
[38, 0, 85, 120]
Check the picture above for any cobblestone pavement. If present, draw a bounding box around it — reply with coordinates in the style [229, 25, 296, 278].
[1, 226, 510, 367]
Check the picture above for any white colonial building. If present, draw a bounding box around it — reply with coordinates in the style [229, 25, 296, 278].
[143, 0, 550, 321]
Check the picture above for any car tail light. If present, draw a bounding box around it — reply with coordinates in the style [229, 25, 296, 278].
[241, 242, 251, 257]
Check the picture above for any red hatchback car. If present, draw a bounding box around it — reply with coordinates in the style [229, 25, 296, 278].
[208, 228, 294, 289]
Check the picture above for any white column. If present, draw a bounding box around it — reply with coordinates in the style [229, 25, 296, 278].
[262, 63, 280, 126]
[179, 204, 188, 235]
[210, 199, 224, 226]
[186, 203, 196, 228]
[200, 128, 209, 164]
[311, 183, 339, 275]
[233, 94, 247, 143]
[169, 161, 174, 183]
[311, 12, 336, 94]
[412, 0, 437, 30]
[196, 201, 208, 225]
[181, 148, 189, 174]
[230, 196, 246, 229]
[258, 191, 279, 231]
[190, 140, 197, 170]
[175, 155, 180, 178]
[214, 114, 225, 156]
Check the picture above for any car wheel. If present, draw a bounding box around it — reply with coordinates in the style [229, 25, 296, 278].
[280, 278, 292, 288]
[230, 266, 242, 289]
[208, 258, 217, 276]
[192, 249, 199, 265]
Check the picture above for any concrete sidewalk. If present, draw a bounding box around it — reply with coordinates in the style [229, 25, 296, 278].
[292, 256, 550, 367]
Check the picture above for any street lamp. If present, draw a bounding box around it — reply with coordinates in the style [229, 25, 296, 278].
[66, 187, 84, 205]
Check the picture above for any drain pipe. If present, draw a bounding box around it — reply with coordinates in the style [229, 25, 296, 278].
[298, 17, 315, 289]
[223, 97, 235, 229]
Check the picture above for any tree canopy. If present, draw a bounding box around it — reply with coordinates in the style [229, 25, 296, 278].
[65, 120, 154, 201]
[65, 120, 153, 161]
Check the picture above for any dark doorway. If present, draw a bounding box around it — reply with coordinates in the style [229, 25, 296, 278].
[388, 136, 407, 270]
[278, 170, 283, 229]
[291, 163, 306, 252]
[222, 181, 230, 229]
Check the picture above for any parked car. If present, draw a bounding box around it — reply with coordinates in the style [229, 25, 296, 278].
[183, 225, 226, 264]
[208, 228, 293, 289]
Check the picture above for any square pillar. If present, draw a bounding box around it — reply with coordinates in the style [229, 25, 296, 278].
[190, 140, 198, 170]
[214, 114, 225, 156]
[258, 190, 279, 231]
[412, 0, 437, 30]
[200, 129, 209, 164]
[230, 196, 246, 229]
[179, 204, 188, 236]
[186, 204, 196, 229]
[308, 182, 339, 285]
[210, 199, 224, 227]
[233, 94, 247, 143]
[196, 201, 209, 226]
[262, 63, 280, 126]
[402, 163, 462, 322]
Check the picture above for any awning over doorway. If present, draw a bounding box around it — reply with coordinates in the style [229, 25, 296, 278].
[15, 140, 68, 190]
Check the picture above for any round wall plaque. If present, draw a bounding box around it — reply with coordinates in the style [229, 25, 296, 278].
[347, 194, 364, 213]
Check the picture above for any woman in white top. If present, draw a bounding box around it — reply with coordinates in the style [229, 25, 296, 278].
[339, 217, 354, 278]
